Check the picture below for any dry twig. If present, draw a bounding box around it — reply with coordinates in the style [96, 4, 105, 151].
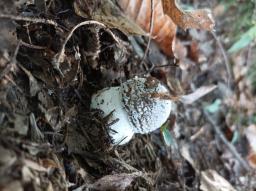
[204, 110, 251, 172]
[211, 32, 234, 89]
[20, 40, 47, 50]
[0, 14, 58, 27]
[52, 20, 123, 77]
[140, 0, 155, 68]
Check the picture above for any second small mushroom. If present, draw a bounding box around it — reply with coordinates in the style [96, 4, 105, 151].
[91, 77, 175, 145]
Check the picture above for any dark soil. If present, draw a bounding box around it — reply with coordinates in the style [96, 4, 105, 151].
[0, 0, 255, 191]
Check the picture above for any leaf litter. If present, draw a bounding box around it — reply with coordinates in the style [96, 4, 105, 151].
[0, 0, 255, 190]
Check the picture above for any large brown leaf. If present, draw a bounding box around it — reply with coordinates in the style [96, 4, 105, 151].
[74, 0, 215, 56]
[118, 0, 215, 56]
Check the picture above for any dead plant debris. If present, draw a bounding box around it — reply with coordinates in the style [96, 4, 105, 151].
[0, 0, 255, 190]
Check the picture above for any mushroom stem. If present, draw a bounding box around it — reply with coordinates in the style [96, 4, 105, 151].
[91, 87, 134, 145]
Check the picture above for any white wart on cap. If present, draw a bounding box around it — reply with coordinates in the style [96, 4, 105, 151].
[91, 77, 174, 145]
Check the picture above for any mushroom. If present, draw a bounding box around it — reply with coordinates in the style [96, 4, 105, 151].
[91, 77, 175, 145]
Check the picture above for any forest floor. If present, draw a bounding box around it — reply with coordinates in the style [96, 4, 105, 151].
[0, 0, 256, 190]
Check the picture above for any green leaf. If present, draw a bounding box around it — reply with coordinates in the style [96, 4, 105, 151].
[161, 123, 175, 147]
[205, 99, 222, 114]
[231, 131, 239, 144]
[228, 25, 256, 53]
[228, 35, 253, 53]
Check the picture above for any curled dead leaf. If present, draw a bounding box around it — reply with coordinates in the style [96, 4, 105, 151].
[162, 0, 215, 31]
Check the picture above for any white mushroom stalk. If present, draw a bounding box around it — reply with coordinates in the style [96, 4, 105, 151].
[91, 77, 175, 145]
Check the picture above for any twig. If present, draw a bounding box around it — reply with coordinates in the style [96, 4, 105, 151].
[190, 127, 205, 141]
[25, 24, 32, 44]
[203, 110, 251, 172]
[0, 14, 58, 27]
[110, 157, 139, 172]
[20, 40, 47, 50]
[140, 0, 155, 68]
[52, 20, 122, 77]
[211, 31, 233, 89]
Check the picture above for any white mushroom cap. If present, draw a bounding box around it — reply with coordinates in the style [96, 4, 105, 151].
[90, 77, 174, 145]
[91, 87, 134, 145]
[121, 77, 174, 134]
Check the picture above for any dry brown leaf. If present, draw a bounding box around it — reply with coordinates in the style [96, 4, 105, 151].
[172, 38, 187, 67]
[29, 113, 44, 143]
[162, 0, 215, 31]
[23, 159, 48, 172]
[0, 181, 23, 191]
[245, 125, 256, 168]
[39, 158, 59, 169]
[45, 107, 62, 131]
[181, 145, 236, 191]
[247, 153, 256, 169]
[188, 40, 199, 62]
[91, 173, 152, 191]
[92, 173, 136, 190]
[200, 170, 236, 191]
[18, 64, 40, 97]
[245, 125, 256, 152]
[118, 0, 214, 56]
[21, 166, 34, 183]
[180, 85, 217, 104]
[118, 0, 176, 56]
[73, 0, 100, 17]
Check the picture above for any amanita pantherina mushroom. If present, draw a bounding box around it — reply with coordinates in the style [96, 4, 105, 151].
[91, 77, 175, 145]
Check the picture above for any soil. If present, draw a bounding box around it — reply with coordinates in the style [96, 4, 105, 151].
[0, 0, 255, 191]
